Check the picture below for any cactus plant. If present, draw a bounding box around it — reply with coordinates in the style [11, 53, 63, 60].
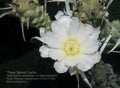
[11, 0, 51, 29]
[89, 61, 120, 88]
[73, 0, 112, 27]
[100, 20, 120, 53]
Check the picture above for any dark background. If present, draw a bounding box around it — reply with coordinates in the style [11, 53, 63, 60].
[0, 0, 120, 88]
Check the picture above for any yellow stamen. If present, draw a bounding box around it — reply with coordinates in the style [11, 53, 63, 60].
[63, 38, 80, 56]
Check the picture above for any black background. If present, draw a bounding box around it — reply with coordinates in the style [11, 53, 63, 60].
[0, 0, 120, 88]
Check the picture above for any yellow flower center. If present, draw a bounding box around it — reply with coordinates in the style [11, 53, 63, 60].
[63, 39, 80, 56]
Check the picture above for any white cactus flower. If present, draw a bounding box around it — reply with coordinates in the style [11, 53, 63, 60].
[39, 14, 101, 73]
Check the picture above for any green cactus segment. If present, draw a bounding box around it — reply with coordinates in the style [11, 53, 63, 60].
[101, 20, 120, 39]
[89, 61, 120, 88]
[100, 20, 120, 51]
[12, 0, 51, 29]
[73, 0, 107, 27]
